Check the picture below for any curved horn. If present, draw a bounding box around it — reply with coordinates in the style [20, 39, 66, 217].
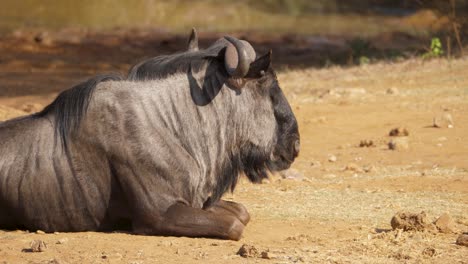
[187, 28, 198, 51]
[224, 36, 252, 78]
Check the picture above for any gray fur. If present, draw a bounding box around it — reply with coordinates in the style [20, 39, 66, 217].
[0, 36, 299, 234]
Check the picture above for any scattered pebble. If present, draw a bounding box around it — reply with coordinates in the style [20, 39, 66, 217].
[433, 113, 454, 128]
[260, 251, 276, 259]
[34, 31, 53, 46]
[310, 160, 321, 168]
[386, 87, 399, 95]
[310, 116, 327, 123]
[279, 168, 303, 180]
[36, 230, 45, 234]
[359, 139, 374, 147]
[456, 234, 468, 247]
[433, 213, 455, 234]
[237, 244, 259, 258]
[344, 163, 363, 173]
[29, 240, 47, 252]
[388, 137, 409, 150]
[56, 238, 69, 245]
[363, 165, 376, 173]
[389, 127, 409, 137]
[48, 258, 68, 264]
[328, 154, 337, 162]
[261, 178, 271, 184]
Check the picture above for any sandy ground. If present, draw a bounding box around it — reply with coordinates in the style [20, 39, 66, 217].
[0, 32, 467, 263]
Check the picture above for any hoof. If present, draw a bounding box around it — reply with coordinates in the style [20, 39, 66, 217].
[227, 218, 245, 241]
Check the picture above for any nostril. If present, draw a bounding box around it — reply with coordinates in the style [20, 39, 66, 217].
[294, 140, 300, 155]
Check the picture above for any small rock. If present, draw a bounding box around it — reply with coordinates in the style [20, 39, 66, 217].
[363, 165, 376, 173]
[56, 238, 69, 244]
[48, 258, 68, 264]
[433, 213, 455, 233]
[433, 113, 454, 128]
[386, 87, 399, 95]
[456, 233, 468, 246]
[261, 178, 271, 184]
[359, 140, 374, 147]
[422, 247, 436, 257]
[260, 251, 276, 259]
[36, 230, 45, 234]
[310, 160, 321, 168]
[389, 127, 409, 137]
[391, 211, 433, 231]
[388, 137, 409, 150]
[237, 244, 259, 258]
[328, 155, 337, 162]
[34, 32, 53, 46]
[279, 168, 303, 180]
[344, 163, 363, 173]
[30, 240, 47, 252]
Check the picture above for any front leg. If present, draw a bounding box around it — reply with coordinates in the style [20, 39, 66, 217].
[207, 200, 250, 225]
[134, 203, 245, 240]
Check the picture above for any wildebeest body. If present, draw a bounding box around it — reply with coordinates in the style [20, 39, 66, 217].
[0, 34, 299, 239]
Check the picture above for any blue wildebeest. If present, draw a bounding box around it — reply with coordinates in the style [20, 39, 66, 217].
[0, 30, 300, 240]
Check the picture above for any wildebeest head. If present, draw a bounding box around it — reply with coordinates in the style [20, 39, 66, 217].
[128, 30, 300, 189]
[220, 36, 300, 181]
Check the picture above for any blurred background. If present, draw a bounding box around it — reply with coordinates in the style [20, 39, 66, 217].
[1, 0, 467, 37]
[0, 0, 466, 67]
[0, 0, 467, 111]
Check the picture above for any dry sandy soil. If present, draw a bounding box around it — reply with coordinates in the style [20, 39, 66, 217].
[0, 31, 467, 263]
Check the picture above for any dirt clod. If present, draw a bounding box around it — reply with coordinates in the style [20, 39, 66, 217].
[260, 251, 276, 259]
[389, 127, 409, 137]
[359, 139, 374, 147]
[29, 240, 47, 252]
[390, 211, 432, 231]
[433, 213, 455, 233]
[237, 244, 259, 258]
[388, 137, 409, 150]
[422, 247, 436, 257]
[456, 234, 468, 247]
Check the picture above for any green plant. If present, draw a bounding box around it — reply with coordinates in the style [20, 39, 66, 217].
[422, 37, 444, 59]
[359, 56, 370, 65]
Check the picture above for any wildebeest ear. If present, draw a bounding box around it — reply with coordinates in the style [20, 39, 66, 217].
[245, 50, 272, 79]
[187, 28, 199, 51]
